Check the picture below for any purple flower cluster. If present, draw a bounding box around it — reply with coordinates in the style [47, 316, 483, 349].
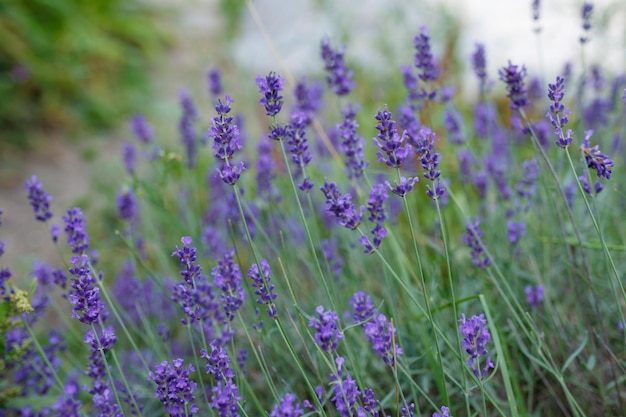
[546, 76, 573, 148]
[208, 68, 223, 98]
[320, 37, 355, 96]
[413, 25, 440, 84]
[458, 313, 495, 379]
[63, 207, 90, 254]
[337, 103, 368, 179]
[129, 113, 154, 144]
[116, 187, 137, 221]
[580, 2, 593, 43]
[359, 183, 388, 254]
[202, 341, 242, 417]
[24, 175, 53, 222]
[433, 406, 452, 417]
[171, 237, 222, 328]
[471, 43, 488, 94]
[68, 254, 105, 324]
[308, 305, 344, 353]
[515, 158, 539, 212]
[321, 238, 344, 277]
[256, 72, 285, 117]
[209, 95, 246, 186]
[84, 326, 123, 416]
[414, 127, 445, 199]
[349, 291, 376, 323]
[363, 313, 402, 366]
[255, 135, 280, 203]
[320, 180, 363, 230]
[443, 107, 465, 145]
[149, 358, 199, 416]
[373, 106, 413, 168]
[292, 76, 324, 122]
[462, 217, 490, 268]
[247, 259, 277, 319]
[286, 111, 314, 191]
[270, 393, 305, 417]
[179, 89, 199, 169]
[499, 62, 529, 110]
[580, 130, 613, 180]
[122, 142, 136, 175]
[328, 357, 381, 417]
[400, 65, 421, 108]
[212, 248, 246, 321]
[525, 285, 544, 309]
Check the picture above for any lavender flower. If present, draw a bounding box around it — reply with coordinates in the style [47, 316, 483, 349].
[531, 0, 541, 32]
[349, 291, 376, 323]
[202, 341, 241, 417]
[309, 305, 344, 353]
[515, 158, 539, 211]
[546, 76, 573, 148]
[51, 223, 59, 243]
[401, 403, 416, 417]
[506, 220, 526, 245]
[292, 76, 324, 121]
[459, 313, 495, 379]
[359, 183, 388, 254]
[257, 72, 285, 117]
[415, 127, 445, 199]
[247, 259, 277, 319]
[321, 238, 343, 277]
[413, 26, 440, 83]
[499, 62, 529, 110]
[212, 248, 246, 321]
[129, 114, 154, 144]
[385, 176, 419, 198]
[443, 107, 465, 145]
[270, 393, 305, 417]
[63, 207, 89, 254]
[209, 95, 246, 186]
[320, 180, 363, 230]
[330, 357, 360, 417]
[116, 187, 137, 221]
[122, 142, 136, 175]
[525, 285, 544, 309]
[179, 89, 199, 168]
[208, 68, 223, 98]
[401, 65, 421, 107]
[149, 358, 199, 416]
[286, 111, 313, 191]
[433, 406, 452, 417]
[462, 217, 490, 268]
[24, 175, 53, 222]
[320, 37, 356, 96]
[580, 130, 613, 180]
[67, 254, 105, 324]
[472, 44, 487, 94]
[363, 313, 403, 365]
[255, 135, 280, 203]
[580, 2, 593, 44]
[373, 105, 413, 168]
[172, 236, 202, 286]
[84, 327, 122, 416]
[338, 103, 368, 179]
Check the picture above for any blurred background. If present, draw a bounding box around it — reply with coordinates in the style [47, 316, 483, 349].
[1, 0, 625, 279]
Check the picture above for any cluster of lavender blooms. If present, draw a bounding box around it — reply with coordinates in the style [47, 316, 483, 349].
[4, 4, 626, 416]
[459, 314, 495, 379]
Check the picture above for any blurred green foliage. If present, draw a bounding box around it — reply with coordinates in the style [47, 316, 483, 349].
[0, 0, 168, 147]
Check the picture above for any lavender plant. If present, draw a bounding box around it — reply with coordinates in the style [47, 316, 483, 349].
[3, 2, 626, 416]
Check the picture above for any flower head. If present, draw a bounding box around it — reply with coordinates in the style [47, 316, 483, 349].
[116, 187, 137, 221]
[320, 180, 363, 230]
[122, 142, 136, 175]
[256, 71, 285, 117]
[63, 208, 89, 254]
[179, 89, 198, 168]
[209, 95, 246, 185]
[546, 76, 573, 148]
[320, 37, 356, 96]
[499, 61, 529, 110]
[462, 217, 490, 268]
[363, 313, 403, 366]
[580, 130, 613, 180]
[129, 114, 154, 144]
[458, 313, 494, 379]
[270, 393, 305, 417]
[338, 103, 368, 179]
[373, 106, 412, 168]
[68, 254, 105, 324]
[247, 259, 277, 319]
[525, 285, 544, 309]
[309, 305, 343, 353]
[433, 406, 452, 417]
[580, 2, 593, 43]
[413, 25, 440, 83]
[359, 183, 388, 253]
[149, 358, 198, 416]
[208, 68, 223, 98]
[24, 175, 53, 222]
